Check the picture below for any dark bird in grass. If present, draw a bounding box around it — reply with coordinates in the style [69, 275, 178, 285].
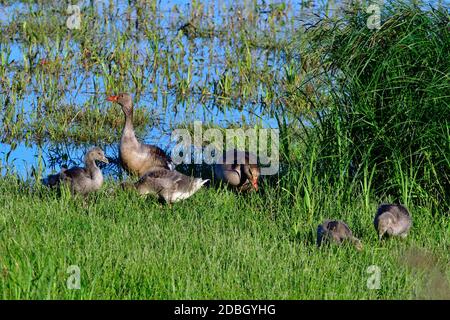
[106, 93, 175, 177]
[122, 167, 209, 204]
[374, 204, 412, 241]
[317, 220, 362, 251]
[43, 147, 108, 195]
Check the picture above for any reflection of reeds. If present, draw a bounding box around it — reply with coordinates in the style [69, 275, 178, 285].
[1, 0, 305, 147]
[402, 248, 450, 300]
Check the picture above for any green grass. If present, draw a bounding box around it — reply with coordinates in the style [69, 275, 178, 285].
[0, 176, 448, 299]
[0, 0, 449, 300]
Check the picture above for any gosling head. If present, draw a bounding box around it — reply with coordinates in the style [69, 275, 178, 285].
[86, 147, 109, 164]
[107, 93, 133, 116]
[353, 238, 363, 251]
[194, 178, 210, 190]
[376, 213, 394, 241]
[242, 163, 260, 191]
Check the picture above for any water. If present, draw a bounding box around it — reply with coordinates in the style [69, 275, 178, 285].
[0, 0, 446, 178]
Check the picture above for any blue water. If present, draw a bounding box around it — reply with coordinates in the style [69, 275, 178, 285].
[0, 0, 446, 178]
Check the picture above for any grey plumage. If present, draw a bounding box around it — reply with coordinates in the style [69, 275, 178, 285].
[128, 167, 209, 204]
[374, 204, 412, 240]
[43, 147, 108, 195]
[317, 220, 362, 250]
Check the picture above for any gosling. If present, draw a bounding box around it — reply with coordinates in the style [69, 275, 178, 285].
[374, 204, 412, 241]
[122, 167, 209, 204]
[317, 220, 362, 251]
[43, 147, 109, 195]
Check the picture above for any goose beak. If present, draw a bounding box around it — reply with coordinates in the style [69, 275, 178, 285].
[101, 156, 109, 164]
[107, 95, 119, 102]
[252, 179, 258, 191]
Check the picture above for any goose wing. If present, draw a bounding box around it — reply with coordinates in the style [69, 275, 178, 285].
[140, 168, 184, 192]
[43, 172, 62, 187]
[43, 167, 70, 187]
[60, 167, 89, 182]
[144, 145, 175, 170]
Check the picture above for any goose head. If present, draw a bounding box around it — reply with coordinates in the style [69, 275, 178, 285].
[242, 163, 260, 191]
[107, 93, 133, 116]
[86, 147, 109, 164]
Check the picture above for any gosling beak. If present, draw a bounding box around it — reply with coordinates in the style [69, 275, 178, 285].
[101, 156, 109, 164]
[106, 95, 119, 102]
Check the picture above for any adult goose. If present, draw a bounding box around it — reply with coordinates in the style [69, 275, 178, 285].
[374, 204, 412, 241]
[213, 149, 260, 192]
[43, 147, 108, 195]
[317, 220, 362, 250]
[123, 167, 209, 204]
[107, 93, 175, 177]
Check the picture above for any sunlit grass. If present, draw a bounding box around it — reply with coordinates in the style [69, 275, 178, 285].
[0, 0, 449, 300]
[0, 175, 448, 299]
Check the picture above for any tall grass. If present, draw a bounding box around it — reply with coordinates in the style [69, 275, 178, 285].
[292, 1, 450, 210]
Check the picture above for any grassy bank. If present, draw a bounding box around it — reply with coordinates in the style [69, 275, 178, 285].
[0, 176, 448, 299]
[0, 0, 449, 300]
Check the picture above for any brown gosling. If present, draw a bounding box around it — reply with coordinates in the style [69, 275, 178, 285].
[43, 147, 109, 195]
[374, 204, 412, 241]
[317, 220, 363, 251]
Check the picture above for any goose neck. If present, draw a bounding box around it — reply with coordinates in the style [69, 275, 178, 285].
[123, 112, 136, 137]
[85, 158, 99, 177]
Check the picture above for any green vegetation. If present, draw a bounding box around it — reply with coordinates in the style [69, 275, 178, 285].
[303, 2, 450, 208]
[0, 176, 449, 299]
[0, 1, 449, 299]
[0, 0, 297, 145]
